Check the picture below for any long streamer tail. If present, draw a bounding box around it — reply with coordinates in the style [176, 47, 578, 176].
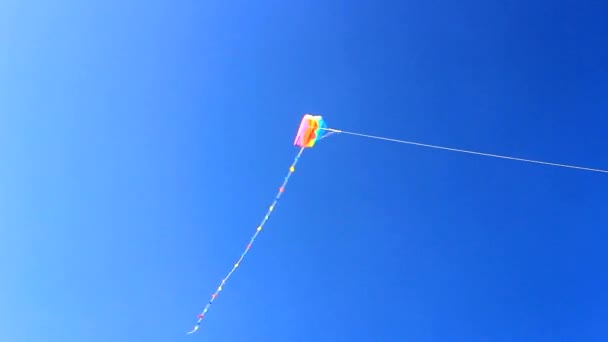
[188, 147, 306, 334]
[323, 128, 608, 174]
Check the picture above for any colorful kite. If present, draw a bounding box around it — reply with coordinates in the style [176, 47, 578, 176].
[188, 113, 608, 334]
[187, 114, 329, 334]
[294, 114, 328, 147]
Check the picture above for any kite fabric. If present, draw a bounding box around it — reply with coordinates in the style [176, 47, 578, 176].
[188, 115, 325, 334]
[188, 113, 608, 334]
[294, 114, 327, 148]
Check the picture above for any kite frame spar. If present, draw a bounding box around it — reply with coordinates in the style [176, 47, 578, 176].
[189, 113, 608, 334]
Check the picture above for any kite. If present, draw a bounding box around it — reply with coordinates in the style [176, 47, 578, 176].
[294, 114, 328, 147]
[188, 113, 608, 334]
[187, 114, 329, 334]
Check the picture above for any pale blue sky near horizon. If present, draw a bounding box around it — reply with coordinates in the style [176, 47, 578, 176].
[1, 0, 607, 341]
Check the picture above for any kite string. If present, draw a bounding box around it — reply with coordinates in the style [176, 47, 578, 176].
[322, 128, 608, 174]
[188, 147, 306, 334]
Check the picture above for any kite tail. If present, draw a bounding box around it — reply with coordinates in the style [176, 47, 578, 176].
[188, 147, 306, 334]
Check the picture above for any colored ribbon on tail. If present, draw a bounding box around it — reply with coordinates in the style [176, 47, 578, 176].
[188, 147, 306, 334]
[186, 325, 199, 335]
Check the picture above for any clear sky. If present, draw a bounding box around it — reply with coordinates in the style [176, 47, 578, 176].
[2, 0, 607, 341]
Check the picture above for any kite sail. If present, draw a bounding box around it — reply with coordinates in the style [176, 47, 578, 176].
[294, 114, 327, 147]
[188, 113, 608, 334]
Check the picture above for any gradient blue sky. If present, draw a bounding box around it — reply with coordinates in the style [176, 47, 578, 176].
[2, 0, 607, 341]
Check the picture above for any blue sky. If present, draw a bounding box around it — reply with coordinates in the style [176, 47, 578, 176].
[2, 0, 607, 341]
